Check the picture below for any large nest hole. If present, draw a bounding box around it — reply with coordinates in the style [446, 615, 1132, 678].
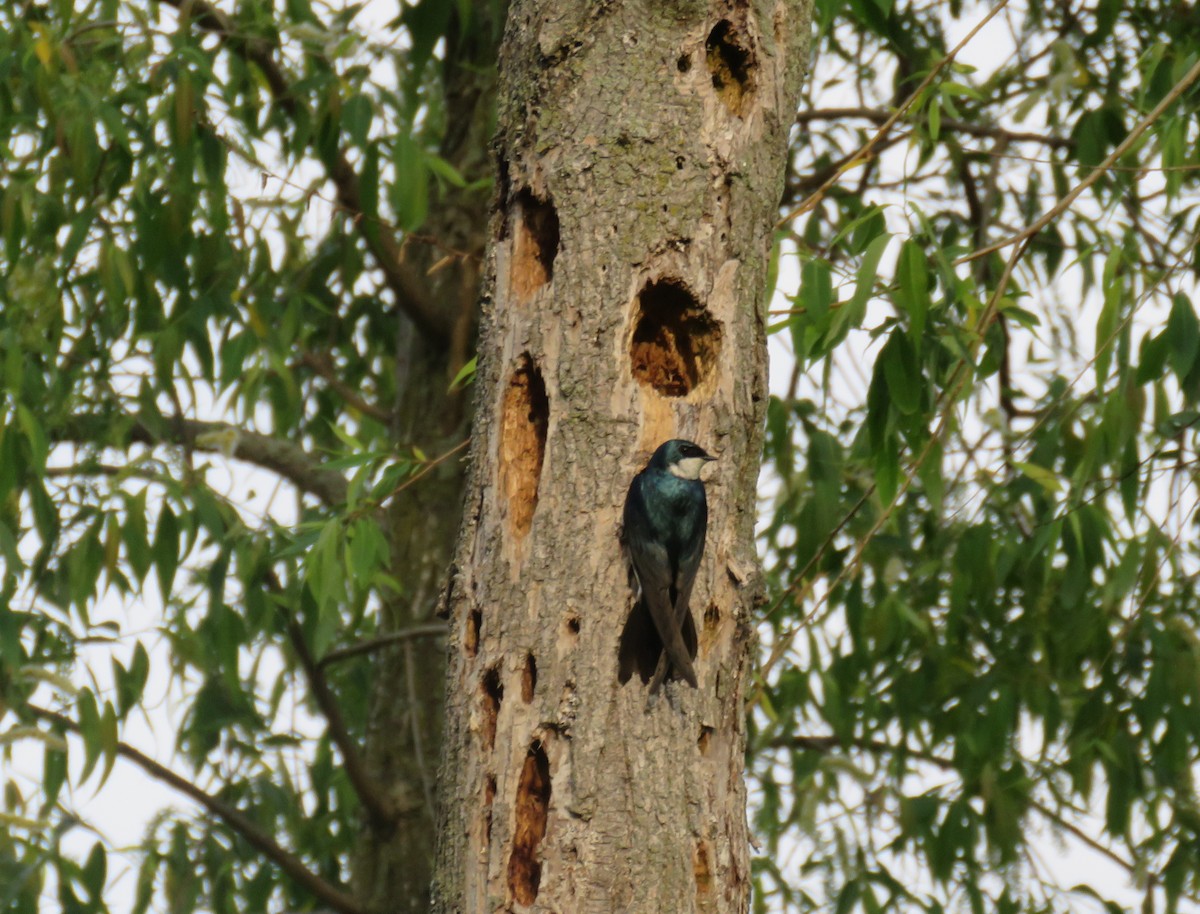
[630, 279, 721, 397]
[510, 190, 560, 302]
[500, 355, 549, 538]
[706, 19, 757, 116]
[507, 741, 551, 904]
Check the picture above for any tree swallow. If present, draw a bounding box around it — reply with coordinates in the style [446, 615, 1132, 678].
[618, 439, 716, 693]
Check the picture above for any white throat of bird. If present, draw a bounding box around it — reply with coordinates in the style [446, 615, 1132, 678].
[670, 457, 709, 480]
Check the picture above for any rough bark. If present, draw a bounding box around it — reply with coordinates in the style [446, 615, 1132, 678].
[434, 2, 811, 912]
[352, 8, 502, 912]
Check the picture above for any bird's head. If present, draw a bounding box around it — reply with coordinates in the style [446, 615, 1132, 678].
[650, 439, 716, 480]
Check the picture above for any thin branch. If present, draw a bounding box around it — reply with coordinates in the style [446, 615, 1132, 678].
[27, 704, 363, 914]
[795, 106, 1073, 149]
[296, 351, 393, 425]
[384, 438, 470, 503]
[317, 624, 449, 669]
[284, 617, 401, 829]
[778, 0, 1012, 225]
[265, 572, 402, 832]
[57, 414, 348, 506]
[774, 733, 1143, 879]
[958, 55, 1200, 266]
[158, 0, 450, 344]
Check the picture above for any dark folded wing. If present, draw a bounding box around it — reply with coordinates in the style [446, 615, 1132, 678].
[627, 534, 698, 687]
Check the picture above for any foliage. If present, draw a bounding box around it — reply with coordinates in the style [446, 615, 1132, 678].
[0, 0, 487, 910]
[754, 1, 1200, 912]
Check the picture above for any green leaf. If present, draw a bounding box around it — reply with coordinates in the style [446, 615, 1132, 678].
[841, 233, 890, 327]
[392, 134, 429, 231]
[449, 355, 477, 391]
[154, 504, 180, 601]
[1012, 460, 1063, 494]
[800, 259, 834, 322]
[77, 689, 102, 784]
[894, 241, 931, 345]
[425, 152, 468, 188]
[1167, 293, 1199, 380]
[880, 331, 922, 415]
[342, 94, 373, 148]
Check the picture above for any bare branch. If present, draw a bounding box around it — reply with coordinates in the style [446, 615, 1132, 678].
[262, 571, 406, 832]
[283, 615, 405, 831]
[27, 704, 363, 914]
[771, 733, 1143, 880]
[959, 55, 1200, 266]
[158, 0, 450, 344]
[296, 351, 393, 425]
[795, 106, 1074, 149]
[317, 624, 449, 669]
[56, 414, 348, 506]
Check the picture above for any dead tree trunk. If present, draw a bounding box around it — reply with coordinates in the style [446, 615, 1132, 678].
[435, 2, 811, 911]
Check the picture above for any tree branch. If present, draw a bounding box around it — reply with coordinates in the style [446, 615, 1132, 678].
[27, 704, 363, 914]
[796, 106, 1074, 149]
[283, 615, 404, 831]
[317, 624, 448, 669]
[57, 414, 348, 506]
[158, 0, 450, 344]
[773, 733, 1144, 880]
[296, 351, 393, 425]
[263, 571, 405, 832]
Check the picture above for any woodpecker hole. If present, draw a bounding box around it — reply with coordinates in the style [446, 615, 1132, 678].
[483, 773, 497, 840]
[481, 667, 503, 751]
[698, 725, 714, 756]
[704, 602, 720, 634]
[677, 53, 692, 73]
[694, 839, 713, 897]
[510, 190, 559, 302]
[522, 653, 538, 703]
[565, 615, 580, 637]
[706, 19, 756, 116]
[630, 278, 721, 397]
[507, 741, 551, 905]
[465, 608, 481, 657]
[500, 355, 549, 539]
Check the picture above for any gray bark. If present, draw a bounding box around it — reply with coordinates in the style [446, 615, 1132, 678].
[435, 2, 811, 912]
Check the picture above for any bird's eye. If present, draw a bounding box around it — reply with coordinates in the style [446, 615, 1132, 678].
[681, 444, 698, 456]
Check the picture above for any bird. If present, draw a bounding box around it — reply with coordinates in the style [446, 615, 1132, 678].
[618, 439, 716, 693]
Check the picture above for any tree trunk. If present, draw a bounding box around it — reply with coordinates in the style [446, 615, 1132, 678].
[434, 2, 811, 911]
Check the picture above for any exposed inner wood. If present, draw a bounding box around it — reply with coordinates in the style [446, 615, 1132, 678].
[706, 19, 757, 117]
[630, 278, 722, 397]
[506, 742, 551, 904]
[499, 355, 549, 538]
[510, 190, 560, 302]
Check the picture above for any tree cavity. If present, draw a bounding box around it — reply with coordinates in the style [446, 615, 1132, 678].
[506, 741, 551, 904]
[706, 19, 757, 117]
[509, 189, 559, 302]
[499, 354, 549, 538]
[629, 278, 721, 397]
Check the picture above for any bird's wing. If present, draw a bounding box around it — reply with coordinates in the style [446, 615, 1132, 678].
[671, 492, 707, 647]
[627, 534, 699, 688]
